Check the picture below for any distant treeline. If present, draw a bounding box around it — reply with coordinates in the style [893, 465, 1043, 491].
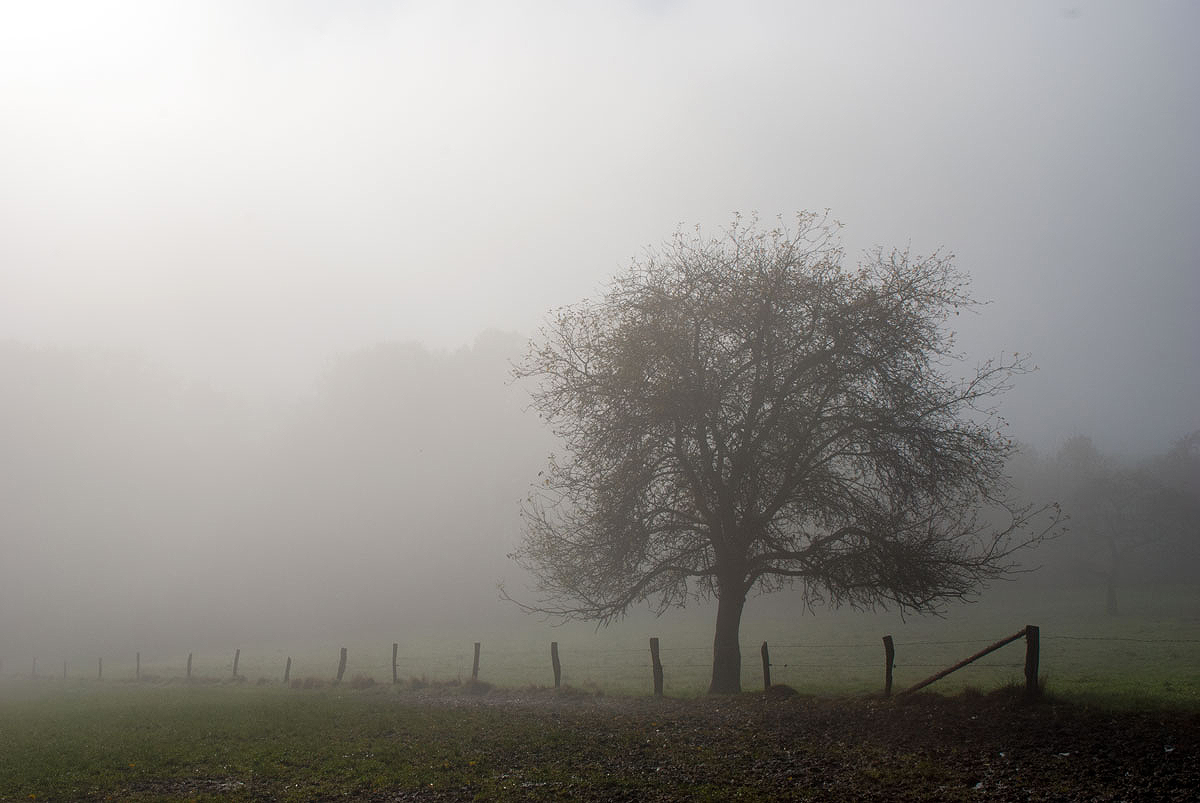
[0, 333, 552, 653]
[2, 336, 1196, 659]
[1005, 432, 1200, 613]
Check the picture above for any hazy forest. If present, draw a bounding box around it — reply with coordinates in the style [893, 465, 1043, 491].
[2, 334, 1196, 666]
[0, 333, 552, 657]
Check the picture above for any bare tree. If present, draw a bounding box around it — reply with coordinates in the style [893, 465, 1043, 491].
[1053, 433, 1200, 615]
[510, 213, 1060, 693]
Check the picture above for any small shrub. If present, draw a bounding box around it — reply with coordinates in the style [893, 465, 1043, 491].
[557, 683, 603, 699]
[464, 679, 492, 695]
[765, 683, 799, 699]
[425, 678, 461, 690]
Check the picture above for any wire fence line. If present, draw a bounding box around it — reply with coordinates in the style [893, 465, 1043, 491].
[1045, 635, 1200, 644]
[6, 628, 1197, 696]
[769, 639, 1010, 649]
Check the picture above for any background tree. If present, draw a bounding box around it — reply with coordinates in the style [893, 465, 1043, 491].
[510, 213, 1059, 694]
[1051, 432, 1200, 614]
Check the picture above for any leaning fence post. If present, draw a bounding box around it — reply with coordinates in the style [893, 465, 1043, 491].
[471, 643, 481, 681]
[284, 656, 292, 685]
[761, 642, 771, 690]
[392, 643, 399, 685]
[883, 635, 895, 697]
[551, 642, 561, 688]
[900, 627, 1029, 696]
[1024, 625, 1040, 699]
[232, 648, 241, 679]
[187, 653, 193, 680]
[649, 637, 664, 696]
[336, 647, 348, 683]
[136, 652, 141, 681]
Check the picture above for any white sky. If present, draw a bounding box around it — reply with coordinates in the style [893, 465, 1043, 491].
[2, 0, 1197, 453]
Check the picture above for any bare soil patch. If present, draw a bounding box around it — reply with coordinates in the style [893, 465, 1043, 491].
[376, 685, 1199, 801]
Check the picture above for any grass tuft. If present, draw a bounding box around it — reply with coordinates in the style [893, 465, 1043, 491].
[349, 674, 376, 690]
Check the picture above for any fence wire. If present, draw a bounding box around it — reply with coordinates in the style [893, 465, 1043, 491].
[1046, 636, 1200, 644]
[7, 629, 1199, 695]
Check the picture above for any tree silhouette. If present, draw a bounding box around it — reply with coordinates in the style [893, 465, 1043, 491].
[510, 213, 1059, 693]
[1052, 432, 1200, 614]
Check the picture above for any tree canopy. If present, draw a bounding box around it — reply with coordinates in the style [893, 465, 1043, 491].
[511, 213, 1059, 693]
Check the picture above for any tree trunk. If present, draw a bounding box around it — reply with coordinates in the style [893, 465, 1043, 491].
[708, 590, 746, 694]
[1103, 540, 1120, 616]
[1105, 570, 1119, 616]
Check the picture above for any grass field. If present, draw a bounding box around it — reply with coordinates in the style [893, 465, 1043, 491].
[7, 584, 1199, 704]
[1, 678, 1197, 801]
[0, 682, 531, 801]
[2, 584, 1198, 800]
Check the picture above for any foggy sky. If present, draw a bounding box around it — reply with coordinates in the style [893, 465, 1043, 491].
[2, 0, 1198, 454]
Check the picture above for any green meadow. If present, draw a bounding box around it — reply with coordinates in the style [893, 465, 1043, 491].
[2, 584, 1198, 801]
[12, 583, 1198, 704]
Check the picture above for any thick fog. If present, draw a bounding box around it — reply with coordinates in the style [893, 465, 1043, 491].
[2, 2, 1198, 661]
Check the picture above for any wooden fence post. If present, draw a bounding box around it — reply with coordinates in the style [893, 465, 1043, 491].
[336, 647, 348, 683]
[471, 642, 480, 681]
[883, 635, 895, 697]
[761, 642, 771, 690]
[98, 657, 102, 680]
[649, 638, 664, 696]
[284, 656, 292, 685]
[232, 648, 241, 679]
[1024, 625, 1040, 699]
[187, 653, 193, 680]
[551, 642, 561, 688]
[136, 652, 140, 681]
[392, 643, 399, 685]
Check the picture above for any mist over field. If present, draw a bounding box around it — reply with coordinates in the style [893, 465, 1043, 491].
[2, 1, 1198, 669]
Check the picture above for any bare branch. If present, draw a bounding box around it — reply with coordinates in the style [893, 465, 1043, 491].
[508, 213, 1062, 690]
